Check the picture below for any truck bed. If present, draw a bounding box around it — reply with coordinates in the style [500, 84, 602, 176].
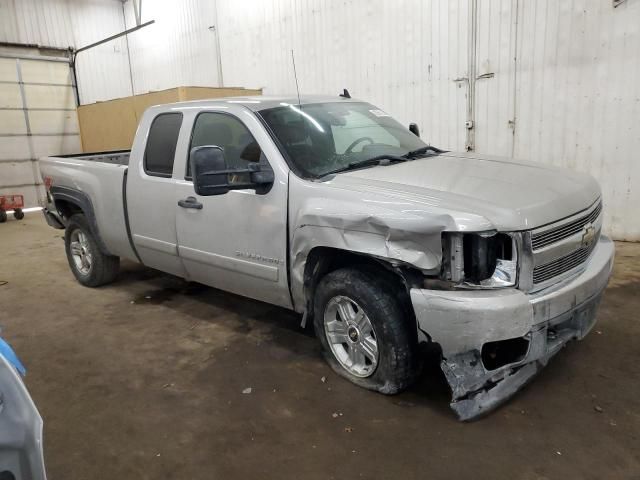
[39, 151, 137, 261]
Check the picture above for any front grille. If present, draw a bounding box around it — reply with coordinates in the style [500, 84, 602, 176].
[531, 201, 602, 250]
[532, 240, 597, 284]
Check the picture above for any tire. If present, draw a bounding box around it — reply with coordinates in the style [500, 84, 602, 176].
[0, 209, 6, 223]
[313, 267, 418, 394]
[64, 214, 119, 287]
[13, 208, 24, 220]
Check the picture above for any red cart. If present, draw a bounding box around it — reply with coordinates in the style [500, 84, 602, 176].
[0, 194, 25, 222]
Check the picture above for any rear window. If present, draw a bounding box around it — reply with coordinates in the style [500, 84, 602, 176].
[144, 113, 183, 177]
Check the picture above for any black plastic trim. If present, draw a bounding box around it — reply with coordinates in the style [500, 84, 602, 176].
[58, 149, 131, 158]
[49, 185, 112, 255]
[122, 169, 142, 263]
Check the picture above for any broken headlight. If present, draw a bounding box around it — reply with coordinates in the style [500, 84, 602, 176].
[441, 232, 518, 288]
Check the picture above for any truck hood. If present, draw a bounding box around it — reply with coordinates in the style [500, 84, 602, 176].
[334, 151, 601, 231]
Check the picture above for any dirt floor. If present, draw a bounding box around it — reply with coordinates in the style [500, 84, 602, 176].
[0, 214, 639, 480]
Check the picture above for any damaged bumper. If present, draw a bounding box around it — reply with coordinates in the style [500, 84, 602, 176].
[410, 235, 615, 421]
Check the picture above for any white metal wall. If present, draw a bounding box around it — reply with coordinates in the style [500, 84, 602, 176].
[0, 0, 130, 207]
[0, 0, 131, 104]
[510, 0, 640, 241]
[122, 0, 222, 95]
[214, 0, 640, 240]
[217, 0, 471, 151]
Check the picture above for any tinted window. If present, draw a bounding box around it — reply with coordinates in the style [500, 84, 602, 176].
[144, 113, 183, 177]
[188, 112, 263, 179]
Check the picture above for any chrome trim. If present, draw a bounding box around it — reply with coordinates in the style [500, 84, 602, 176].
[518, 231, 534, 291]
[531, 199, 602, 250]
[533, 241, 598, 284]
[520, 199, 604, 292]
[533, 215, 603, 267]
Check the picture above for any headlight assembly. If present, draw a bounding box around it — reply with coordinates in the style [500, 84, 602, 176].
[440, 231, 518, 289]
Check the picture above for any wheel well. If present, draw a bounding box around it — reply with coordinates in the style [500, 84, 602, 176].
[50, 189, 112, 256]
[54, 199, 83, 220]
[302, 247, 421, 329]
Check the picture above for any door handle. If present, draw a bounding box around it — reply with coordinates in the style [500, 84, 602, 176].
[178, 196, 203, 210]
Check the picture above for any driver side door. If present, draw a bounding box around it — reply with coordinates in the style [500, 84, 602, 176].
[174, 111, 291, 308]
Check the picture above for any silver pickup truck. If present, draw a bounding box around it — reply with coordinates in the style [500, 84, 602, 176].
[40, 95, 614, 420]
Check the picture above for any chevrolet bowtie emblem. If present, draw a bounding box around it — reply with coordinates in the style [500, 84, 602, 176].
[581, 223, 596, 248]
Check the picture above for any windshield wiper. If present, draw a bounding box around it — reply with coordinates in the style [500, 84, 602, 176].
[402, 145, 447, 159]
[321, 154, 408, 176]
[320, 146, 446, 177]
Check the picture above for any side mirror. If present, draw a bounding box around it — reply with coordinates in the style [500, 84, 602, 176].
[190, 145, 275, 196]
[409, 123, 420, 137]
[190, 146, 230, 196]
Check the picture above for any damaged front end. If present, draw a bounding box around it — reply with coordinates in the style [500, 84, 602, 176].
[442, 292, 601, 421]
[288, 169, 614, 421]
[412, 230, 614, 421]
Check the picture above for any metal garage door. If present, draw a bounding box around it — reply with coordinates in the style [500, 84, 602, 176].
[0, 47, 80, 208]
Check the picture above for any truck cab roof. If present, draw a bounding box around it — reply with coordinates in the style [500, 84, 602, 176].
[155, 94, 361, 113]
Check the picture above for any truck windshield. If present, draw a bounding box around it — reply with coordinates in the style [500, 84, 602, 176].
[258, 102, 428, 177]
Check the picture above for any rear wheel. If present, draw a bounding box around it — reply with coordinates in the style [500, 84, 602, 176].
[0, 209, 6, 223]
[13, 208, 24, 220]
[64, 214, 119, 287]
[313, 267, 418, 394]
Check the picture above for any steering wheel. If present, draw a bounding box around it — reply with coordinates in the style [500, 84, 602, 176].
[345, 136, 374, 154]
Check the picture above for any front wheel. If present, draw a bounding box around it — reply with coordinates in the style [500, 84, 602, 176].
[64, 214, 119, 287]
[0, 209, 6, 223]
[13, 208, 24, 220]
[313, 267, 418, 394]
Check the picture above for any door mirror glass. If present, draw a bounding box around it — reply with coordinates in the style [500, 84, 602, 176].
[190, 145, 275, 196]
[409, 123, 420, 137]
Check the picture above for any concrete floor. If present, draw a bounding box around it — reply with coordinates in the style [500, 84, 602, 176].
[1, 214, 639, 480]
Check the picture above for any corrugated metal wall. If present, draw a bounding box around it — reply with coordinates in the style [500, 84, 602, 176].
[0, 49, 81, 207]
[510, 0, 640, 241]
[122, 0, 222, 95]
[0, 0, 131, 103]
[1, 0, 638, 239]
[215, 0, 640, 240]
[217, 0, 471, 151]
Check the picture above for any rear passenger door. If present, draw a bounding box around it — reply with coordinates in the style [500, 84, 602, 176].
[127, 111, 187, 277]
[174, 110, 291, 308]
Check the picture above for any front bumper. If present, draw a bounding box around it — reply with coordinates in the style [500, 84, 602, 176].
[410, 235, 615, 420]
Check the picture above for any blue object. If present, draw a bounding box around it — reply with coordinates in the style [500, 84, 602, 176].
[0, 336, 26, 376]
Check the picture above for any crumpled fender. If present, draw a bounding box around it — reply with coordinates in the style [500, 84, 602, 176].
[287, 172, 496, 312]
[289, 196, 456, 311]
